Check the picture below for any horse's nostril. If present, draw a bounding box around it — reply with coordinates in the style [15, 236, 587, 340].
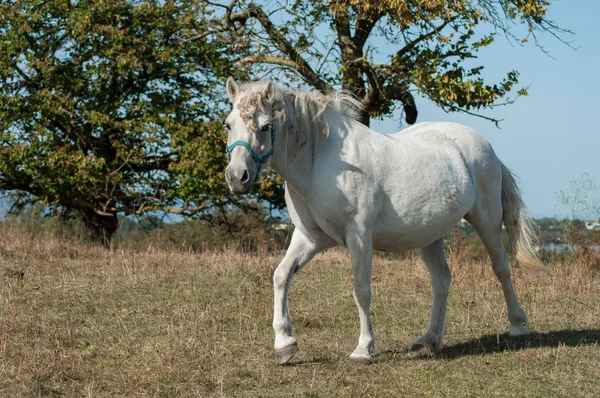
[241, 170, 249, 183]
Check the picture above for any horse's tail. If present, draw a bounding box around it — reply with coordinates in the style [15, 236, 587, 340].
[500, 162, 546, 272]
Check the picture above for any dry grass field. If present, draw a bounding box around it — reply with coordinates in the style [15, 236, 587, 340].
[1, 222, 600, 397]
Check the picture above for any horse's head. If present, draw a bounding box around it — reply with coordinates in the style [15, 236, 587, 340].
[223, 77, 277, 194]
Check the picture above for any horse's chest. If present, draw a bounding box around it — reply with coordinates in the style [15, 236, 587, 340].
[308, 204, 349, 246]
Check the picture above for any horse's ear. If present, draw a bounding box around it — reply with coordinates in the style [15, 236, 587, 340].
[262, 80, 275, 105]
[226, 77, 238, 102]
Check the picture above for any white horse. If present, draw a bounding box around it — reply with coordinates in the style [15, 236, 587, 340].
[223, 78, 544, 364]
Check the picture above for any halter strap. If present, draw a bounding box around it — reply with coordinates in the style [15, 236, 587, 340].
[226, 126, 275, 179]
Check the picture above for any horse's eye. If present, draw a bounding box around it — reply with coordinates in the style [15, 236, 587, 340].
[261, 124, 271, 132]
[224, 122, 230, 131]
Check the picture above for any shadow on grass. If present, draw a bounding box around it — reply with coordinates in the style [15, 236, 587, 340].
[282, 356, 333, 367]
[441, 329, 600, 359]
[378, 329, 600, 362]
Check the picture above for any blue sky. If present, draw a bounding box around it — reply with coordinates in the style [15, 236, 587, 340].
[371, 0, 600, 218]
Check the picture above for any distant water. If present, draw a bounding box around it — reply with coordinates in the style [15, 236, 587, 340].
[542, 243, 600, 253]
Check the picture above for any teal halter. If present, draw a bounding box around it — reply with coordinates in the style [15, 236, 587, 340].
[226, 126, 275, 179]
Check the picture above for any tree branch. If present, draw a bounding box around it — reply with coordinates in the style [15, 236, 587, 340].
[353, 7, 382, 51]
[344, 57, 380, 109]
[127, 155, 175, 173]
[234, 55, 298, 69]
[393, 18, 455, 64]
[226, 4, 334, 94]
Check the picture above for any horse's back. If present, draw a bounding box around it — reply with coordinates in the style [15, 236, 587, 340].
[392, 122, 495, 156]
[391, 121, 503, 192]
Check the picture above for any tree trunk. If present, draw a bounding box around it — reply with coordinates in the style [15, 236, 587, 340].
[81, 209, 119, 248]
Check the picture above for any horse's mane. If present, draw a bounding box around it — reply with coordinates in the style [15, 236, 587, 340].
[238, 81, 363, 161]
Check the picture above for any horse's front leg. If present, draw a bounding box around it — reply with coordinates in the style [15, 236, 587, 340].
[272, 230, 323, 364]
[347, 228, 375, 364]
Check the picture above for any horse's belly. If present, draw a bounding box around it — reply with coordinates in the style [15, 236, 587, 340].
[372, 174, 475, 251]
[372, 217, 462, 252]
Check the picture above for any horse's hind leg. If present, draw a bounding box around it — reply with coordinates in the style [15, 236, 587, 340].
[465, 207, 529, 336]
[412, 238, 452, 354]
[347, 227, 375, 364]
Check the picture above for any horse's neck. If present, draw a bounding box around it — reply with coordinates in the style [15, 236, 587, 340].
[270, 111, 361, 195]
[270, 135, 313, 195]
[270, 118, 327, 194]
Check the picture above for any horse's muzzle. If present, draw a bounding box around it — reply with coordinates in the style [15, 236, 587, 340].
[225, 166, 253, 194]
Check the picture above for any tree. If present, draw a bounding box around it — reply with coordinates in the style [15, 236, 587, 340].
[205, 0, 568, 126]
[0, 0, 285, 246]
[556, 174, 600, 222]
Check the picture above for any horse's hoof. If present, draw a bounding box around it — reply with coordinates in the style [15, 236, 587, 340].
[408, 343, 435, 358]
[349, 356, 372, 365]
[509, 324, 529, 336]
[274, 343, 298, 365]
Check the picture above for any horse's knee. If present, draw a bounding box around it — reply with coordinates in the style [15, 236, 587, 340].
[273, 265, 292, 290]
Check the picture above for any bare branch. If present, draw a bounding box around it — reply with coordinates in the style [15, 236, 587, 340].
[178, 30, 211, 44]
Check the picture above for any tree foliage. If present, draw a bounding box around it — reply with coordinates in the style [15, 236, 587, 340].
[0, 0, 285, 244]
[0, 0, 569, 245]
[206, 0, 568, 126]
